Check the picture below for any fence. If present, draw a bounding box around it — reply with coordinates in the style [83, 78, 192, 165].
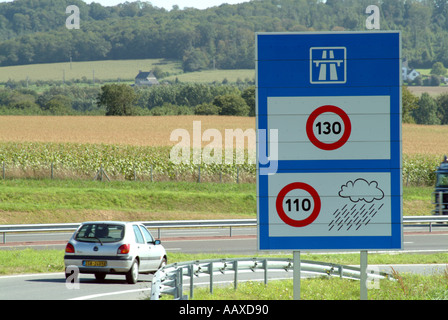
[150, 257, 391, 300]
[0, 161, 255, 183]
[0, 161, 442, 186]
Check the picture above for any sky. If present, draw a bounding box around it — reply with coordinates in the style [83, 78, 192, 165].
[0, 0, 251, 10]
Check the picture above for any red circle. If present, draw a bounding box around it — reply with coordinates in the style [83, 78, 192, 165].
[275, 182, 321, 228]
[306, 105, 351, 151]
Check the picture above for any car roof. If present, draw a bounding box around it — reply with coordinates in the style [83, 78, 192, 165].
[80, 221, 141, 226]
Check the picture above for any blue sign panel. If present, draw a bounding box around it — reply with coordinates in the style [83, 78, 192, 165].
[256, 32, 402, 251]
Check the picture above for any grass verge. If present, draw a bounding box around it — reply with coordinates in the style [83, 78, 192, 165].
[192, 273, 448, 300]
[0, 179, 256, 224]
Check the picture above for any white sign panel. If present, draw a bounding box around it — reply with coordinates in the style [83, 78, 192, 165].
[268, 172, 392, 238]
[267, 96, 391, 160]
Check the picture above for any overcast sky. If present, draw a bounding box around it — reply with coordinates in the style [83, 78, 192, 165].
[0, 0, 251, 10]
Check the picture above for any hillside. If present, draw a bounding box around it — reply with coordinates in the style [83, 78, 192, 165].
[0, 58, 181, 82]
[0, 0, 448, 71]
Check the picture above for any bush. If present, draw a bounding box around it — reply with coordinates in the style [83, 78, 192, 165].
[194, 103, 221, 115]
[213, 94, 249, 116]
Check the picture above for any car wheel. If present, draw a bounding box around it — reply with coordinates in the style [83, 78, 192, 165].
[126, 259, 139, 284]
[159, 257, 167, 270]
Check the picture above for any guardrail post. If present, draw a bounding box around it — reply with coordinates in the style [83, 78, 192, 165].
[177, 268, 184, 299]
[264, 259, 268, 285]
[2, 232, 5, 244]
[360, 250, 368, 300]
[293, 251, 301, 300]
[209, 262, 214, 294]
[234, 260, 238, 290]
[189, 264, 194, 299]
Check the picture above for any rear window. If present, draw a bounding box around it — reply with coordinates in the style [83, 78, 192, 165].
[75, 224, 125, 243]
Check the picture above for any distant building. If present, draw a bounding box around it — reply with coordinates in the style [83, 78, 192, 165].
[135, 70, 159, 86]
[402, 67, 421, 82]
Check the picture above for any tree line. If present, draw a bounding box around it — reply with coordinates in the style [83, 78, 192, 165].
[403, 86, 448, 125]
[0, 82, 255, 117]
[1, 80, 447, 126]
[1, 0, 448, 70]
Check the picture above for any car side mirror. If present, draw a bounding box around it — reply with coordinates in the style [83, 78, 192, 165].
[154, 240, 161, 245]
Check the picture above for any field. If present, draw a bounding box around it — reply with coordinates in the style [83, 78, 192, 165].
[408, 86, 448, 97]
[0, 59, 254, 84]
[165, 69, 255, 83]
[0, 59, 182, 82]
[0, 116, 446, 155]
[0, 115, 255, 147]
[0, 116, 445, 186]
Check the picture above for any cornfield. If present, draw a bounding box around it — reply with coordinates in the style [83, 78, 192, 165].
[0, 142, 255, 182]
[0, 117, 446, 185]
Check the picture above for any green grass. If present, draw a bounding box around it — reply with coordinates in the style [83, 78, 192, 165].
[192, 274, 448, 300]
[403, 186, 434, 216]
[0, 249, 64, 275]
[0, 178, 433, 224]
[0, 178, 256, 224]
[165, 69, 255, 83]
[0, 59, 182, 82]
[0, 58, 255, 84]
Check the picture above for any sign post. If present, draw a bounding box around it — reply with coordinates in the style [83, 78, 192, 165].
[256, 32, 402, 300]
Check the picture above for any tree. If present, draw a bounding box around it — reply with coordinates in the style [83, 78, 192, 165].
[402, 86, 418, 123]
[241, 86, 255, 116]
[430, 62, 447, 76]
[213, 94, 249, 116]
[413, 93, 441, 125]
[194, 103, 221, 115]
[98, 84, 137, 116]
[436, 93, 448, 124]
[182, 48, 210, 72]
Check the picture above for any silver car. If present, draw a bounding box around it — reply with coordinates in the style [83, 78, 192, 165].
[64, 221, 167, 284]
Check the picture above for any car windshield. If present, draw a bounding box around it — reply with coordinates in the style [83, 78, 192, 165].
[437, 173, 448, 188]
[75, 224, 124, 243]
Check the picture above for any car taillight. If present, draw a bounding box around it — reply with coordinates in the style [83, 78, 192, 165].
[65, 243, 75, 253]
[117, 244, 130, 254]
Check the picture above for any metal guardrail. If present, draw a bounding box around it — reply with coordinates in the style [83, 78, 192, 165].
[0, 219, 256, 244]
[0, 217, 447, 244]
[150, 257, 391, 300]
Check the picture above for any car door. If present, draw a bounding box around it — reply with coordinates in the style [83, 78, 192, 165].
[139, 225, 162, 271]
[132, 224, 151, 272]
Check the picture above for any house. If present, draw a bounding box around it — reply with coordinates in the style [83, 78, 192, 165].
[135, 70, 159, 86]
[402, 65, 421, 82]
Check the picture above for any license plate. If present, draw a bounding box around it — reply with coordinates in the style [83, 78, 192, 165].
[83, 260, 107, 267]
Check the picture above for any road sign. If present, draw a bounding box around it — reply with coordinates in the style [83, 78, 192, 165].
[256, 32, 402, 250]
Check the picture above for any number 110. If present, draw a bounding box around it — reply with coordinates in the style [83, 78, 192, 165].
[285, 198, 311, 212]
